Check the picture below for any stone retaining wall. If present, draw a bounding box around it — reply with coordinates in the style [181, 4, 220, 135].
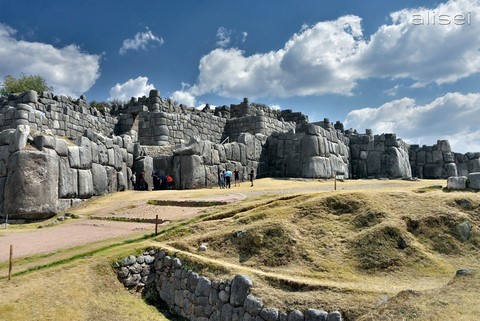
[349, 132, 411, 179]
[116, 249, 343, 321]
[0, 125, 135, 220]
[265, 124, 350, 178]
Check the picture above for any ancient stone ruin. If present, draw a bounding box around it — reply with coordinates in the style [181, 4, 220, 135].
[1, 89, 479, 220]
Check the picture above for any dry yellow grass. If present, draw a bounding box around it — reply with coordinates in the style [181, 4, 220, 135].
[0, 242, 169, 321]
[0, 178, 478, 320]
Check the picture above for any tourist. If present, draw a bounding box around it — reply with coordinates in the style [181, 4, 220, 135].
[152, 170, 161, 190]
[166, 175, 174, 189]
[225, 168, 232, 188]
[234, 167, 240, 186]
[138, 171, 149, 190]
[130, 171, 137, 190]
[249, 168, 255, 187]
[220, 170, 226, 189]
[217, 168, 222, 188]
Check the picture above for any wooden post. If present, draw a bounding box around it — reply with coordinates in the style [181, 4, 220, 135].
[155, 215, 158, 235]
[8, 244, 13, 281]
[334, 171, 337, 191]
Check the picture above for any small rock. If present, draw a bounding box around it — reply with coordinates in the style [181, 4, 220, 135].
[397, 237, 408, 249]
[456, 268, 475, 277]
[456, 221, 472, 241]
[198, 243, 208, 251]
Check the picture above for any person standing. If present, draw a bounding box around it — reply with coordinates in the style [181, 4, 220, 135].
[234, 167, 240, 186]
[225, 168, 232, 189]
[130, 171, 137, 190]
[249, 168, 255, 187]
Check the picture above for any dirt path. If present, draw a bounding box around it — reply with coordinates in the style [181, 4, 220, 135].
[0, 219, 155, 262]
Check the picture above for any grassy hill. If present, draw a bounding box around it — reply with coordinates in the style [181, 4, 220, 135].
[154, 187, 480, 320]
[0, 179, 478, 320]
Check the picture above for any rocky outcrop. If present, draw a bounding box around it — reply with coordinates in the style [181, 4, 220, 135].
[116, 249, 343, 321]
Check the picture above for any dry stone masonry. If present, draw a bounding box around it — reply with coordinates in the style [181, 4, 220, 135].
[1, 89, 479, 220]
[116, 249, 343, 321]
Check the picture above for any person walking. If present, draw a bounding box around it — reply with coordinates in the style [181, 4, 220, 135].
[249, 168, 255, 187]
[234, 167, 240, 186]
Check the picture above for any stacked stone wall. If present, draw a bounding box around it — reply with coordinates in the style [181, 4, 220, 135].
[409, 140, 480, 179]
[349, 132, 411, 179]
[0, 124, 135, 220]
[0, 90, 117, 140]
[137, 110, 226, 146]
[168, 134, 267, 189]
[223, 114, 296, 143]
[116, 249, 343, 321]
[265, 124, 350, 178]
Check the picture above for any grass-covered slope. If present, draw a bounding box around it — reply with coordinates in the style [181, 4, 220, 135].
[155, 189, 480, 320]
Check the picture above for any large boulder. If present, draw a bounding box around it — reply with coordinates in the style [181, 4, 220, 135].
[468, 172, 480, 190]
[59, 156, 78, 198]
[447, 176, 467, 190]
[3, 150, 59, 219]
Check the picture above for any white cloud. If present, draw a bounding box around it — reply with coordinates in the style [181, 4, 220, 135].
[216, 27, 231, 48]
[384, 85, 401, 97]
[354, 0, 480, 87]
[216, 27, 249, 48]
[119, 27, 164, 55]
[344, 92, 480, 153]
[270, 104, 281, 110]
[171, 90, 196, 107]
[109, 76, 155, 101]
[0, 23, 100, 97]
[182, 0, 480, 101]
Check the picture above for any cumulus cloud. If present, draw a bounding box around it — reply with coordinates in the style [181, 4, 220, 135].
[344, 92, 480, 153]
[0, 23, 100, 97]
[181, 0, 480, 101]
[119, 27, 164, 55]
[109, 76, 155, 101]
[354, 0, 480, 87]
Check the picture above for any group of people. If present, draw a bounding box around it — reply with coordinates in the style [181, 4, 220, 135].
[130, 171, 174, 191]
[218, 167, 255, 188]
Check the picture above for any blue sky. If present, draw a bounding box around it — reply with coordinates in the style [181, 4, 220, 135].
[0, 0, 479, 152]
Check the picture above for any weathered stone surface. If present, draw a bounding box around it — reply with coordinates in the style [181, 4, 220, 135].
[59, 156, 78, 198]
[91, 163, 108, 195]
[287, 310, 304, 321]
[244, 295, 263, 316]
[447, 176, 467, 190]
[4, 150, 58, 219]
[260, 307, 279, 321]
[326, 311, 342, 321]
[468, 172, 480, 190]
[9, 125, 30, 152]
[305, 309, 328, 321]
[230, 275, 253, 307]
[302, 156, 332, 178]
[78, 169, 94, 198]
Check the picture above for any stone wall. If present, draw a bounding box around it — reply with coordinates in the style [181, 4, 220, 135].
[116, 249, 343, 321]
[408, 140, 465, 179]
[349, 132, 411, 179]
[0, 90, 117, 140]
[0, 124, 135, 220]
[168, 134, 267, 189]
[265, 124, 350, 178]
[137, 110, 226, 146]
[223, 113, 296, 143]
